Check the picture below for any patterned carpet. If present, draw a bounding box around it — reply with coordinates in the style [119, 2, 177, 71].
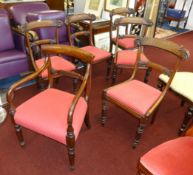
[0, 31, 192, 175]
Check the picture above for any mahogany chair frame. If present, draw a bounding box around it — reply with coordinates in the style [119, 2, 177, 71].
[7, 45, 94, 170]
[101, 37, 189, 148]
[112, 17, 153, 84]
[66, 13, 113, 79]
[109, 7, 135, 53]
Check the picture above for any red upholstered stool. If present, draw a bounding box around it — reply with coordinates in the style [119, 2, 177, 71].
[138, 137, 193, 175]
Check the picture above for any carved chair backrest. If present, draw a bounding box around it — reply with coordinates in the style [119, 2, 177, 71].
[66, 13, 96, 47]
[133, 37, 189, 116]
[114, 16, 153, 38]
[21, 19, 63, 71]
[109, 7, 135, 41]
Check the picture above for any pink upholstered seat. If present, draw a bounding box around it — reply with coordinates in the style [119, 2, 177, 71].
[106, 80, 161, 115]
[81, 46, 111, 63]
[140, 137, 193, 175]
[36, 56, 75, 78]
[15, 88, 87, 144]
[116, 50, 148, 65]
[112, 37, 135, 49]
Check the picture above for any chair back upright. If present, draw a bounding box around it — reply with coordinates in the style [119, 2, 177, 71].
[21, 19, 63, 71]
[134, 37, 189, 116]
[66, 13, 96, 47]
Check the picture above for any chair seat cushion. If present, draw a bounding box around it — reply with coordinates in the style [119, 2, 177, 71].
[159, 72, 193, 102]
[112, 37, 135, 49]
[140, 137, 193, 175]
[106, 80, 161, 115]
[0, 49, 26, 64]
[15, 88, 87, 144]
[116, 50, 148, 66]
[36, 56, 75, 78]
[81, 46, 111, 63]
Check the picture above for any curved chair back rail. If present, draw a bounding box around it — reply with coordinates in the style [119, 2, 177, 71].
[114, 17, 153, 27]
[135, 37, 190, 60]
[20, 20, 64, 32]
[66, 13, 96, 24]
[110, 7, 135, 17]
[41, 44, 94, 64]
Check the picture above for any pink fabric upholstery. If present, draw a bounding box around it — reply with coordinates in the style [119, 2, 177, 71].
[36, 56, 75, 78]
[140, 137, 193, 175]
[107, 80, 161, 115]
[116, 50, 148, 65]
[81, 46, 111, 63]
[112, 37, 135, 49]
[15, 88, 87, 144]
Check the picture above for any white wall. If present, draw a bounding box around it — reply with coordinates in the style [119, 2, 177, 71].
[74, 0, 86, 14]
[74, 0, 136, 17]
[171, 0, 193, 29]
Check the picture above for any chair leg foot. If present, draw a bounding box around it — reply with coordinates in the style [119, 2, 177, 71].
[112, 65, 117, 85]
[106, 58, 112, 81]
[66, 130, 75, 170]
[69, 165, 75, 171]
[180, 100, 186, 107]
[15, 124, 25, 147]
[178, 106, 193, 135]
[133, 122, 145, 148]
[144, 67, 152, 83]
[157, 79, 165, 91]
[84, 110, 91, 129]
[150, 107, 160, 124]
[73, 79, 78, 93]
[101, 91, 108, 126]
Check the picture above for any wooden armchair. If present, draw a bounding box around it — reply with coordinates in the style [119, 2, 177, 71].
[66, 13, 112, 79]
[109, 7, 135, 53]
[112, 17, 153, 84]
[7, 45, 94, 170]
[21, 19, 75, 84]
[101, 37, 189, 148]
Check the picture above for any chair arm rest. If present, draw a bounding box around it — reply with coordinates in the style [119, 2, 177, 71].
[67, 64, 91, 125]
[7, 58, 50, 116]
